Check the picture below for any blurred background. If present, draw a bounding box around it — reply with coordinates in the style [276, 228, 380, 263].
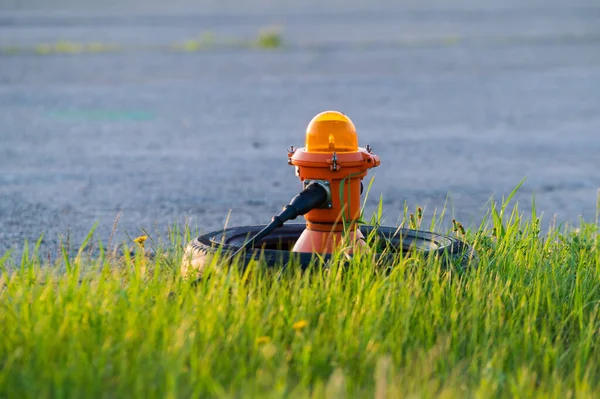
[1, 0, 599, 257]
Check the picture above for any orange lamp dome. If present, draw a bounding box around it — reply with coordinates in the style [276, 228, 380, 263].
[305, 110, 359, 153]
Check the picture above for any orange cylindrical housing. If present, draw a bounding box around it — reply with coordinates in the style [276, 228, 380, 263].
[288, 111, 380, 253]
[290, 150, 377, 231]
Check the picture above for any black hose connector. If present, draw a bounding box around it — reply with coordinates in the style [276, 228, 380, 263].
[270, 183, 329, 228]
[228, 183, 329, 260]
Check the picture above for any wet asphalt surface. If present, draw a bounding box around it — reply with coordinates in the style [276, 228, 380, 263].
[1, 0, 600, 260]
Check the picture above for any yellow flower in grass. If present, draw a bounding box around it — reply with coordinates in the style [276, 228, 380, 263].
[256, 336, 271, 345]
[133, 235, 148, 244]
[134, 235, 148, 247]
[293, 320, 308, 331]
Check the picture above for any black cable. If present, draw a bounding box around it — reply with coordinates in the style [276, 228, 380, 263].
[227, 183, 329, 261]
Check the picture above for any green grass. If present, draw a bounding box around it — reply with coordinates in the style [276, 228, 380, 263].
[1, 190, 599, 398]
[170, 32, 216, 52]
[33, 41, 121, 55]
[1, 27, 284, 56]
[253, 26, 284, 49]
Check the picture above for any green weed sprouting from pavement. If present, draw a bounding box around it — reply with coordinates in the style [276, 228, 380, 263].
[170, 32, 216, 52]
[1, 188, 600, 398]
[1, 26, 284, 56]
[253, 26, 284, 49]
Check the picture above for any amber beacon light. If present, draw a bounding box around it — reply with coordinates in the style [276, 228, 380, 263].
[288, 110, 380, 254]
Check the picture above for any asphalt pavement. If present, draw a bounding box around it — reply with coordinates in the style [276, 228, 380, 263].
[1, 0, 599, 260]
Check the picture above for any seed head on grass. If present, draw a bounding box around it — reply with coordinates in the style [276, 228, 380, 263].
[452, 219, 466, 237]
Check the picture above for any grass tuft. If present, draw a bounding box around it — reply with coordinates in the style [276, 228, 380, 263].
[30, 41, 121, 55]
[254, 26, 284, 49]
[171, 32, 216, 52]
[4, 26, 284, 56]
